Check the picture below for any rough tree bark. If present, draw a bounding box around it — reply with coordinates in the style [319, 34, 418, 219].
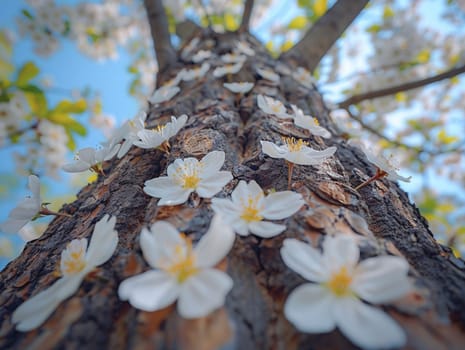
[1, 20, 465, 350]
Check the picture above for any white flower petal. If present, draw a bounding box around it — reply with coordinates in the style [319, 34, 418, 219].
[118, 270, 179, 312]
[141, 221, 184, 269]
[281, 238, 329, 282]
[284, 283, 336, 333]
[195, 214, 235, 268]
[249, 220, 285, 238]
[200, 150, 225, 174]
[197, 171, 232, 198]
[322, 235, 359, 273]
[62, 160, 91, 173]
[144, 177, 191, 205]
[13, 276, 82, 331]
[177, 269, 233, 318]
[353, 256, 411, 304]
[233, 219, 249, 236]
[334, 297, 406, 350]
[28, 175, 40, 200]
[230, 180, 250, 204]
[262, 191, 304, 219]
[85, 215, 118, 269]
[211, 197, 239, 218]
[260, 140, 287, 159]
[0, 218, 30, 234]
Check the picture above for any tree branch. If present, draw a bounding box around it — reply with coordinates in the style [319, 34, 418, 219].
[338, 64, 465, 108]
[238, 0, 254, 33]
[143, 0, 177, 72]
[281, 0, 369, 72]
[176, 19, 202, 43]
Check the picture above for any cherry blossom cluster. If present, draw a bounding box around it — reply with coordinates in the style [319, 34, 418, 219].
[3, 37, 414, 350]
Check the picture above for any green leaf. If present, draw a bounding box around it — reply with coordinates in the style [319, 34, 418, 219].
[16, 61, 40, 86]
[383, 5, 395, 19]
[0, 31, 12, 59]
[24, 90, 47, 117]
[437, 129, 458, 145]
[47, 112, 87, 136]
[18, 84, 43, 94]
[366, 24, 381, 33]
[21, 9, 34, 20]
[54, 99, 87, 114]
[224, 13, 238, 31]
[66, 129, 77, 151]
[288, 15, 308, 30]
[0, 58, 14, 80]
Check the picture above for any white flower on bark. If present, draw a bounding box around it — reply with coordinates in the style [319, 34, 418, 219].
[182, 63, 210, 81]
[223, 82, 254, 94]
[281, 235, 411, 350]
[261, 139, 336, 166]
[1, 175, 41, 234]
[292, 67, 315, 89]
[257, 94, 291, 119]
[149, 86, 180, 105]
[181, 37, 200, 60]
[133, 115, 188, 151]
[191, 50, 212, 63]
[108, 110, 147, 158]
[364, 149, 412, 183]
[211, 180, 304, 238]
[256, 67, 280, 83]
[12, 215, 118, 331]
[221, 53, 247, 64]
[291, 104, 331, 138]
[118, 214, 234, 319]
[62, 144, 120, 174]
[144, 151, 233, 206]
[236, 41, 255, 56]
[213, 61, 244, 78]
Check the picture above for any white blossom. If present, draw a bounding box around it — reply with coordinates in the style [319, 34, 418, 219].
[1, 175, 41, 234]
[12, 215, 118, 331]
[236, 41, 255, 56]
[181, 37, 200, 60]
[221, 53, 247, 63]
[108, 110, 147, 158]
[223, 82, 254, 94]
[62, 144, 120, 174]
[182, 63, 210, 81]
[363, 149, 412, 183]
[191, 50, 212, 63]
[118, 214, 234, 319]
[133, 114, 188, 150]
[257, 94, 291, 119]
[211, 180, 304, 238]
[213, 61, 244, 78]
[256, 67, 280, 83]
[144, 151, 232, 206]
[292, 67, 315, 89]
[149, 85, 180, 104]
[281, 235, 410, 349]
[261, 139, 336, 166]
[292, 104, 331, 138]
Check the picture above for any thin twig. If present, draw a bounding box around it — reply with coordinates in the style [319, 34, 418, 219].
[337, 64, 465, 109]
[238, 0, 254, 33]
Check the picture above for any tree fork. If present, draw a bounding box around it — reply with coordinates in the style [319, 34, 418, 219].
[1, 31, 465, 349]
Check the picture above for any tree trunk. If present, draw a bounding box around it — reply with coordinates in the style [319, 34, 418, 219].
[1, 31, 465, 350]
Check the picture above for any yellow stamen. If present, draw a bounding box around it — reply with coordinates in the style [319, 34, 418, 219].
[164, 235, 198, 283]
[175, 163, 201, 189]
[282, 137, 309, 152]
[326, 266, 353, 297]
[313, 117, 319, 126]
[240, 195, 263, 222]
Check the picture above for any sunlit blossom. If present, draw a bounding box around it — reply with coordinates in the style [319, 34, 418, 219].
[62, 144, 120, 174]
[149, 85, 180, 104]
[291, 104, 331, 138]
[221, 53, 247, 63]
[211, 180, 304, 238]
[256, 66, 280, 83]
[1, 175, 68, 234]
[261, 138, 337, 188]
[107, 110, 147, 158]
[182, 63, 210, 81]
[292, 67, 315, 89]
[281, 235, 410, 349]
[192, 49, 212, 63]
[144, 150, 232, 206]
[118, 214, 234, 318]
[356, 148, 412, 190]
[236, 41, 255, 56]
[181, 37, 200, 60]
[12, 215, 118, 331]
[133, 114, 188, 151]
[213, 61, 244, 78]
[257, 94, 291, 119]
[223, 82, 254, 94]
